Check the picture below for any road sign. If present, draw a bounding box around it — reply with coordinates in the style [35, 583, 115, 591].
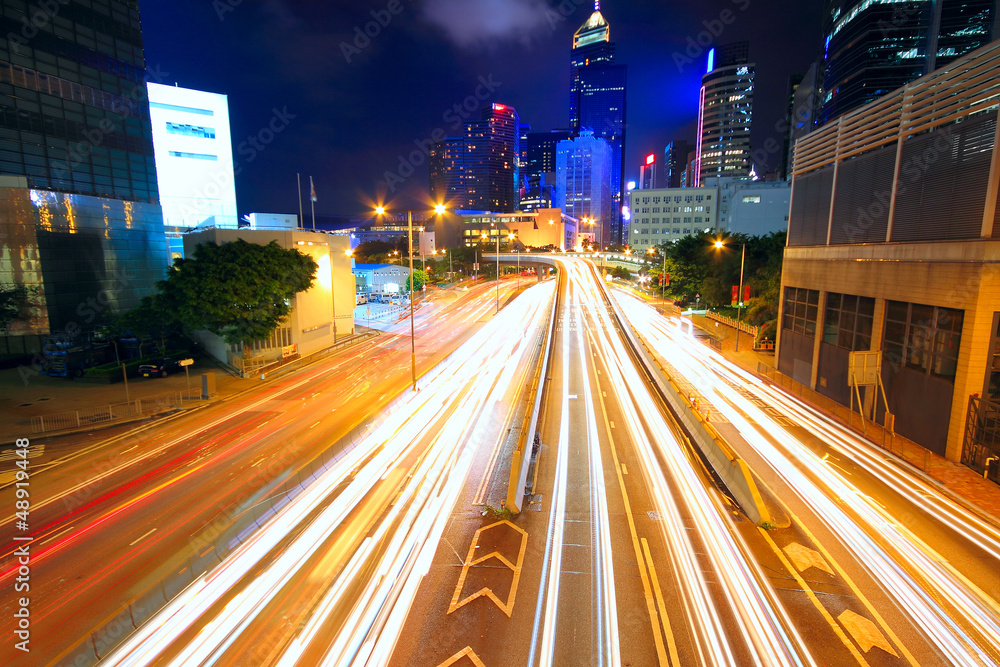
[178, 358, 194, 367]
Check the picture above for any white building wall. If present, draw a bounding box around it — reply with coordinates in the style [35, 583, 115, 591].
[148, 83, 238, 231]
[628, 186, 719, 248]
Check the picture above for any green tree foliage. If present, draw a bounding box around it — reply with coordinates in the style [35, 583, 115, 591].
[405, 269, 427, 293]
[116, 295, 179, 357]
[644, 231, 786, 326]
[0, 282, 36, 333]
[158, 240, 318, 348]
[610, 265, 632, 281]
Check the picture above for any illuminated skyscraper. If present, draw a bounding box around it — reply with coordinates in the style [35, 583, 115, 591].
[464, 103, 519, 213]
[695, 41, 754, 186]
[429, 135, 465, 207]
[569, 3, 627, 244]
[555, 130, 613, 239]
[820, 0, 999, 125]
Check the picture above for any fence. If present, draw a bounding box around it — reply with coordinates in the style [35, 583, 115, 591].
[752, 361, 921, 466]
[706, 310, 759, 339]
[961, 395, 1000, 484]
[31, 390, 200, 434]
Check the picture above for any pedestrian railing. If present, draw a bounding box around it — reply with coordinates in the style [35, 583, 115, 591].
[707, 310, 759, 338]
[30, 390, 200, 434]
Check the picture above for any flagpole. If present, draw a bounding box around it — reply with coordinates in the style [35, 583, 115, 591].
[297, 173, 303, 229]
[309, 176, 316, 231]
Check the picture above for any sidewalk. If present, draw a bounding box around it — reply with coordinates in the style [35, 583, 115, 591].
[687, 313, 1000, 525]
[0, 358, 258, 439]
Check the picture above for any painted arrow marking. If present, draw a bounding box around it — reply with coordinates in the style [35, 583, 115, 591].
[840, 610, 898, 656]
[437, 646, 487, 667]
[783, 541, 834, 575]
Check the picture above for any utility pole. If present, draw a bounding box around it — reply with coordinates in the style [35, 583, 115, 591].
[297, 173, 303, 228]
[735, 243, 746, 352]
[408, 210, 416, 390]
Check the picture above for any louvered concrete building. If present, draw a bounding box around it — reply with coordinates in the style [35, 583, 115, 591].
[778, 39, 1000, 474]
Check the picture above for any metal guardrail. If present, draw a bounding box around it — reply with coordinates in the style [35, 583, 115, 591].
[706, 310, 760, 338]
[31, 390, 200, 434]
[962, 395, 1000, 484]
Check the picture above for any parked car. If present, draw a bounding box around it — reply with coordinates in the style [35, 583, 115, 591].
[138, 358, 181, 378]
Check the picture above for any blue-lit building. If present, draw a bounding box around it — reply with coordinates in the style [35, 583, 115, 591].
[569, 4, 628, 246]
[820, 0, 999, 125]
[555, 130, 613, 243]
[695, 41, 754, 185]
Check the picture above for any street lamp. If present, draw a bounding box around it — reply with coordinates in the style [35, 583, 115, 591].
[373, 203, 445, 391]
[714, 238, 747, 352]
[508, 232, 520, 292]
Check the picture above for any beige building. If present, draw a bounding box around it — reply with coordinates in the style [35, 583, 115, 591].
[182, 227, 354, 370]
[449, 208, 578, 251]
[778, 40, 1000, 471]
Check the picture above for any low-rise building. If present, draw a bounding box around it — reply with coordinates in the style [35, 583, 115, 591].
[627, 187, 720, 248]
[352, 263, 411, 296]
[778, 40, 1000, 466]
[182, 227, 353, 368]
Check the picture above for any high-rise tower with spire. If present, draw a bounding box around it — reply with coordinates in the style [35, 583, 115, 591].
[567, 2, 627, 246]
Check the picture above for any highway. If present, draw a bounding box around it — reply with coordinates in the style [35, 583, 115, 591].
[4, 258, 1000, 666]
[0, 277, 523, 666]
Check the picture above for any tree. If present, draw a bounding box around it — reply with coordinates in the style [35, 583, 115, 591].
[405, 269, 427, 293]
[0, 283, 37, 333]
[116, 295, 179, 358]
[610, 265, 632, 281]
[158, 240, 318, 351]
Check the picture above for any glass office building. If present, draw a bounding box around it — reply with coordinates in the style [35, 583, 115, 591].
[0, 1, 167, 336]
[820, 0, 999, 125]
[695, 41, 755, 185]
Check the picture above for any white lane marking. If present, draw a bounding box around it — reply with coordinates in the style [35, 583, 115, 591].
[129, 528, 158, 546]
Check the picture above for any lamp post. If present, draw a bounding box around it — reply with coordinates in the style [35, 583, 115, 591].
[715, 239, 747, 352]
[374, 203, 446, 391]
[509, 233, 519, 292]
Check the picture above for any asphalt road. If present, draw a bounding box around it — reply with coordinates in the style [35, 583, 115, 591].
[0, 278, 521, 666]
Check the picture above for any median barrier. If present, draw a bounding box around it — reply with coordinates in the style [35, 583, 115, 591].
[606, 287, 773, 526]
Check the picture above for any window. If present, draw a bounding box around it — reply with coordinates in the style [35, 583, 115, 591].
[652, 207, 660, 213]
[684, 206, 693, 213]
[685, 196, 693, 203]
[683, 217, 692, 223]
[642, 197, 650, 204]
[883, 301, 963, 381]
[166, 122, 216, 139]
[652, 217, 659, 223]
[674, 196, 681, 203]
[652, 197, 661, 204]
[169, 151, 218, 161]
[682, 227, 691, 234]
[696, 195, 704, 202]
[642, 207, 650, 214]
[694, 217, 703, 223]
[782, 287, 820, 336]
[742, 195, 762, 204]
[823, 293, 875, 350]
[672, 227, 680, 234]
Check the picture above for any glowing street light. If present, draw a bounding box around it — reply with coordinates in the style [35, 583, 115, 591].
[713, 237, 747, 352]
[373, 203, 446, 391]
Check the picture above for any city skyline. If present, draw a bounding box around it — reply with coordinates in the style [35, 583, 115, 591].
[138, 0, 826, 217]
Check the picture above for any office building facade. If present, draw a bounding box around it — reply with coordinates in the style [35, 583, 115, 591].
[0, 0, 157, 202]
[0, 0, 169, 339]
[628, 186, 719, 248]
[555, 130, 613, 242]
[695, 41, 755, 186]
[464, 103, 519, 213]
[429, 135, 465, 207]
[820, 0, 1000, 125]
[570, 5, 627, 245]
[664, 140, 692, 189]
[779, 40, 1000, 466]
[148, 83, 238, 260]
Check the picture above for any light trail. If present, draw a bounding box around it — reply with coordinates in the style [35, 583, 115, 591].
[102, 280, 554, 667]
[616, 290, 1000, 665]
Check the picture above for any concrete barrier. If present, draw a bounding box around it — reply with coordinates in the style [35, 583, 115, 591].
[507, 276, 560, 513]
[607, 288, 774, 526]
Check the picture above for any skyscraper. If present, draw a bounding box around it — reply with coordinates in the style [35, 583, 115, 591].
[695, 41, 754, 186]
[464, 103, 519, 213]
[0, 0, 169, 336]
[820, 0, 999, 125]
[429, 135, 465, 207]
[569, 3, 627, 245]
[555, 130, 613, 243]
[664, 140, 691, 188]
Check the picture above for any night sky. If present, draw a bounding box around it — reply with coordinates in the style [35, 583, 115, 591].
[138, 0, 826, 218]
